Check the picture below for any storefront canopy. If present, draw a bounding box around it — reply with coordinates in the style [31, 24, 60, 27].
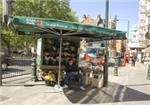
[8, 16, 126, 40]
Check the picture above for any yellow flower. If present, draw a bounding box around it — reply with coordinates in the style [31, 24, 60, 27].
[42, 72, 55, 81]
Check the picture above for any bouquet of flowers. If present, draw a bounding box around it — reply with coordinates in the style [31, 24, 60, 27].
[41, 70, 56, 86]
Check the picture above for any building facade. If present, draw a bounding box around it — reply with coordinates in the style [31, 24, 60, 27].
[138, 0, 150, 47]
[108, 17, 125, 56]
[82, 15, 125, 57]
[81, 15, 125, 57]
[131, 24, 139, 42]
[128, 24, 143, 53]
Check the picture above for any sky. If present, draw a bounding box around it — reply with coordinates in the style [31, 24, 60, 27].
[70, 0, 139, 36]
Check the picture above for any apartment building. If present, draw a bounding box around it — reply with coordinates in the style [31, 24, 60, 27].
[138, 0, 150, 46]
[128, 24, 143, 53]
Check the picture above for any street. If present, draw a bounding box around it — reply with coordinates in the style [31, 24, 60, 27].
[0, 62, 150, 105]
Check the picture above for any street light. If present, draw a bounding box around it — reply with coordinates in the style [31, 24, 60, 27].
[103, 0, 109, 87]
[0, 29, 2, 86]
[117, 19, 130, 38]
[2, 0, 13, 23]
[117, 19, 130, 48]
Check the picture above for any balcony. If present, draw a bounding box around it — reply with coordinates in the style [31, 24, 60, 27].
[140, 5, 146, 10]
[145, 9, 150, 15]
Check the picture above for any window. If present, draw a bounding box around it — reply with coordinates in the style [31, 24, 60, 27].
[133, 35, 136, 38]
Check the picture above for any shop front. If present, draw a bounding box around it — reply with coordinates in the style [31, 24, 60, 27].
[8, 16, 126, 88]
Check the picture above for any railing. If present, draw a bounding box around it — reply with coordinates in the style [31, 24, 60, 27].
[2, 54, 32, 79]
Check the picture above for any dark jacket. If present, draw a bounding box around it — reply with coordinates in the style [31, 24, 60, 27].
[65, 64, 78, 73]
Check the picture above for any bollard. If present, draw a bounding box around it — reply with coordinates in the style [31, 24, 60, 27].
[114, 65, 118, 76]
[114, 57, 119, 76]
[31, 57, 38, 82]
[147, 64, 150, 80]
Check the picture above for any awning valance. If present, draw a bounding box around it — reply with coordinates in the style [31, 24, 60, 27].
[8, 16, 126, 40]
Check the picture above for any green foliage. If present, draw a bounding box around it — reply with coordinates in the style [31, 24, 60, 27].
[0, 1, 2, 15]
[1, 24, 35, 49]
[12, 0, 77, 21]
[1, 0, 78, 50]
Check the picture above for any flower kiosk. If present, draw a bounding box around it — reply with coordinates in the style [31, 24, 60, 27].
[8, 16, 126, 88]
[39, 38, 79, 86]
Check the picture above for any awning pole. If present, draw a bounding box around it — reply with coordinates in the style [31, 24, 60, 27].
[58, 30, 63, 87]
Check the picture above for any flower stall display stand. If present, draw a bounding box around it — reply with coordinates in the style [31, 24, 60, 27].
[91, 72, 103, 88]
[91, 65, 103, 88]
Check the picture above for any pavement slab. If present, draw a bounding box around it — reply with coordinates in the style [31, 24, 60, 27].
[0, 86, 71, 105]
[1, 62, 150, 105]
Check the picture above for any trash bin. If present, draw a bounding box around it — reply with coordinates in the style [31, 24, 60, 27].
[114, 57, 119, 76]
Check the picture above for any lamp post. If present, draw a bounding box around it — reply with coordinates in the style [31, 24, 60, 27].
[125, 20, 130, 48]
[105, 0, 109, 28]
[2, 0, 13, 23]
[103, 0, 109, 87]
[0, 28, 2, 86]
[117, 19, 130, 48]
[0, 0, 13, 86]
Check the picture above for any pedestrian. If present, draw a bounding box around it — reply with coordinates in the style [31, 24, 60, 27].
[131, 53, 136, 66]
[124, 50, 130, 64]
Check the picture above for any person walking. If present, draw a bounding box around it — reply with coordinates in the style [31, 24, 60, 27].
[131, 53, 136, 66]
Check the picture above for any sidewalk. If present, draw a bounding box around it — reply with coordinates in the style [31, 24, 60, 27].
[108, 62, 150, 102]
[0, 85, 71, 105]
[0, 62, 150, 105]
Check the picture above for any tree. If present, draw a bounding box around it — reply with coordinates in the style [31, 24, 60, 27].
[1, 0, 78, 51]
[12, 0, 77, 21]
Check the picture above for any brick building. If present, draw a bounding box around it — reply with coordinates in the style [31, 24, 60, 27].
[81, 15, 125, 56]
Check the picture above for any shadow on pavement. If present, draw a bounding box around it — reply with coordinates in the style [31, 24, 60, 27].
[122, 87, 150, 102]
[14, 59, 32, 66]
[64, 82, 150, 104]
[0, 95, 10, 102]
[64, 82, 115, 104]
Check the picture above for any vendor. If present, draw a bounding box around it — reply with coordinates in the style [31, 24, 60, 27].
[63, 59, 85, 90]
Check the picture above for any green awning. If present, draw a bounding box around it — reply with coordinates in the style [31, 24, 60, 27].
[8, 16, 126, 40]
